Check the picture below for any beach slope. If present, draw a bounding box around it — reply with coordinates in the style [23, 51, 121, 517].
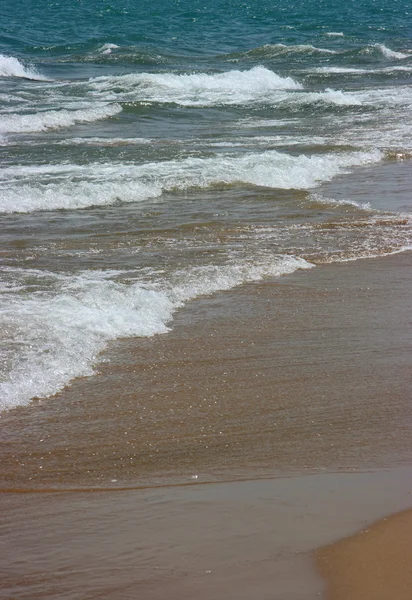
[317, 508, 412, 600]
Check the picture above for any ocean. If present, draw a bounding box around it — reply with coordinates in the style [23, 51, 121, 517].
[2, 2, 412, 598]
[1, 0, 411, 410]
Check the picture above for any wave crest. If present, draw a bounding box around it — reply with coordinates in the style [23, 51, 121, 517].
[0, 104, 122, 134]
[226, 44, 337, 61]
[0, 149, 382, 213]
[89, 66, 303, 106]
[0, 256, 313, 409]
[0, 54, 47, 80]
[371, 43, 408, 60]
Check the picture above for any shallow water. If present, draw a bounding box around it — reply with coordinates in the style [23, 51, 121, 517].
[1, 248, 412, 599]
[1, 248, 412, 491]
[1, 3, 412, 597]
[2, 466, 412, 600]
[1, 169, 412, 598]
[1, 0, 412, 408]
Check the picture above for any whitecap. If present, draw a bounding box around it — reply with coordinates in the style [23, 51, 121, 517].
[56, 136, 153, 146]
[0, 273, 174, 409]
[0, 256, 313, 409]
[308, 66, 370, 74]
[0, 178, 162, 213]
[99, 43, 120, 55]
[0, 149, 383, 213]
[0, 54, 48, 80]
[372, 44, 407, 60]
[240, 44, 337, 57]
[0, 103, 122, 134]
[308, 192, 372, 211]
[89, 66, 303, 106]
[308, 65, 412, 75]
[294, 88, 364, 106]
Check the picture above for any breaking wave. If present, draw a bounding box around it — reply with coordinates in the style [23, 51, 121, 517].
[0, 149, 383, 213]
[0, 104, 122, 134]
[0, 256, 313, 409]
[223, 42, 409, 63]
[371, 44, 408, 60]
[89, 66, 303, 106]
[0, 54, 47, 80]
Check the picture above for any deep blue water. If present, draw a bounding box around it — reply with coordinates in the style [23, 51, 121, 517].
[2, 0, 412, 57]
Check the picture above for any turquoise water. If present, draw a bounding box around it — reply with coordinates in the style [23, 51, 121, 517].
[1, 0, 412, 408]
[2, 0, 412, 59]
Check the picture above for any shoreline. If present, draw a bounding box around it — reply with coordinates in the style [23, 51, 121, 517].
[2, 252, 412, 490]
[1, 5, 412, 597]
[6, 251, 412, 485]
[2, 467, 412, 600]
[1, 250, 412, 598]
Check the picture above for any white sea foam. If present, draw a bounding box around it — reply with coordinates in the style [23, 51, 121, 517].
[255, 43, 409, 69]
[308, 67, 371, 75]
[350, 85, 412, 107]
[308, 65, 412, 75]
[0, 149, 383, 213]
[325, 32, 344, 37]
[237, 44, 337, 58]
[99, 43, 120, 55]
[290, 84, 412, 109]
[204, 134, 329, 148]
[308, 193, 372, 211]
[0, 256, 313, 409]
[297, 88, 364, 106]
[170, 256, 313, 301]
[373, 44, 407, 60]
[383, 66, 412, 72]
[0, 179, 162, 212]
[87, 68, 385, 108]
[0, 104, 122, 134]
[238, 118, 299, 128]
[0, 273, 174, 409]
[272, 43, 337, 55]
[7, 61, 405, 118]
[0, 54, 47, 80]
[89, 66, 303, 106]
[57, 136, 152, 146]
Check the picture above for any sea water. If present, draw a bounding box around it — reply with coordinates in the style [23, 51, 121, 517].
[1, 0, 412, 409]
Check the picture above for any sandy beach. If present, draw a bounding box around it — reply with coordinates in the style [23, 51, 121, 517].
[1, 1, 412, 597]
[2, 251, 412, 490]
[1, 250, 412, 599]
[2, 467, 412, 600]
[318, 508, 412, 600]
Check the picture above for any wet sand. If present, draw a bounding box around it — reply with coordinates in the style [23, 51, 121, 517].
[1, 251, 412, 598]
[2, 252, 412, 491]
[317, 508, 412, 600]
[2, 468, 412, 600]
